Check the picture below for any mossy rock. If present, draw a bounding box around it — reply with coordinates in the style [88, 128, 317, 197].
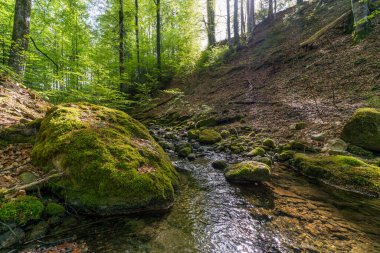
[198, 129, 222, 144]
[347, 145, 374, 158]
[177, 146, 192, 158]
[293, 153, 380, 196]
[283, 140, 316, 152]
[187, 129, 200, 140]
[44, 202, 65, 217]
[248, 147, 266, 157]
[0, 196, 44, 225]
[263, 139, 276, 149]
[32, 103, 179, 215]
[211, 160, 228, 170]
[230, 144, 244, 154]
[225, 161, 271, 183]
[278, 150, 296, 162]
[341, 108, 380, 152]
[220, 130, 231, 138]
[290, 122, 307, 130]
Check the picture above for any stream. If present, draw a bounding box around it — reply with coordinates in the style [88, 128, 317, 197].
[19, 132, 380, 253]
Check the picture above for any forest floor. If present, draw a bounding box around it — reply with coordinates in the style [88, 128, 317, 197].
[141, 0, 380, 146]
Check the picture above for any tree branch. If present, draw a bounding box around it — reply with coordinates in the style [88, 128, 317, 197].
[30, 37, 59, 72]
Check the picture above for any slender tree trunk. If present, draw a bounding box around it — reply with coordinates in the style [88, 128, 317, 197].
[227, 0, 232, 48]
[297, 0, 303, 5]
[8, 0, 32, 77]
[268, 0, 274, 20]
[135, 0, 141, 79]
[351, 0, 369, 34]
[234, 0, 240, 46]
[274, 0, 277, 16]
[119, 0, 127, 92]
[250, 0, 255, 33]
[247, 0, 251, 32]
[155, 0, 161, 73]
[240, 0, 245, 35]
[207, 0, 216, 46]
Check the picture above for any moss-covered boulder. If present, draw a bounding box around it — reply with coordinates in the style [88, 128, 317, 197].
[225, 161, 271, 183]
[198, 129, 222, 144]
[341, 108, 380, 152]
[293, 153, 380, 196]
[32, 103, 178, 215]
[248, 147, 266, 157]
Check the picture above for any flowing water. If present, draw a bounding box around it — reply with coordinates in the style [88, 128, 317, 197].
[20, 141, 380, 252]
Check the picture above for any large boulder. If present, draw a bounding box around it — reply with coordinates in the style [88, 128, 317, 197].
[341, 108, 380, 152]
[32, 103, 178, 215]
[224, 161, 271, 183]
[293, 153, 380, 196]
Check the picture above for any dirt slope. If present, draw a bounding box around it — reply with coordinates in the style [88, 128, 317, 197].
[143, 0, 380, 143]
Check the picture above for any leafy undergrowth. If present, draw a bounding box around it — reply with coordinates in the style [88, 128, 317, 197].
[142, 0, 380, 145]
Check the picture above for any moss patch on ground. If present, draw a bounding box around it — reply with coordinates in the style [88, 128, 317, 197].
[32, 103, 178, 215]
[0, 196, 44, 225]
[293, 153, 380, 196]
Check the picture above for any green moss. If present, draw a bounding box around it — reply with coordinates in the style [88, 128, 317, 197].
[225, 161, 271, 183]
[283, 140, 316, 152]
[248, 147, 266, 157]
[263, 139, 276, 149]
[347, 145, 374, 158]
[44, 202, 65, 217]
[0, 196, 44, 225]
[198, 129, 222, 144]
[32, 103, 178, 215]
[230, 144, 244, 154]
[220, 130, 230, 138]
[178, 146, 192, 158]
[341, 108, 380, 152]
[293, 153, 380, 195]
[187, 129, 200, 140]
[278, 150, 296, 161]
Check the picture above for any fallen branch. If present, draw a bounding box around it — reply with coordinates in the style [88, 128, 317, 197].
[300, 10, 351, 47]
[2, 172, 64, 197]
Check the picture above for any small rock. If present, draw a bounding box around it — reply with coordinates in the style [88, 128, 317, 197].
[0, 227, 25, 249]
[323, 138, 348, 154]
[225, 161, 271, 183]
[290, 122, 307, 130]
[211, 160, 228, 170]
[311, 132, 327, 142]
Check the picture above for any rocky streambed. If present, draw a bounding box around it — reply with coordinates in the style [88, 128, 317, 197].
[11, 125, 380, 253]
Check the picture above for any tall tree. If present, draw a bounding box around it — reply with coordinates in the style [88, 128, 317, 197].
[119, 0, 127, 92]
[8, 0, 32, 76]
[268, 0, 274, 20]
[241, 0, 246, 35]
[233, 0, 240, 46]
[154, 0, 161, 72]
[135, 0, 140, 78]
[227, 0, 232, 48]
[206, 0, 216, 46]
[247, 0, 255, 33]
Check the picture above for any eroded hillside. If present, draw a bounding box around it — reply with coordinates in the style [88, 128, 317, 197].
[142, 0, 380, 144]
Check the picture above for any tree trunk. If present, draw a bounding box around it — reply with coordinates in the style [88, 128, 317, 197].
[268, 0, 274, 20]
[207, 0, 216, 46]
[249, 0, 255, 33]
[351, 0, 369, 34]
[227, 0, 232, 48]
[247, 0, 251, 32]
[240, 0, 245, 35]
[297, 0, 304, 5]
[155, 0, 161, 73]
[8, 0, 32, 77]
[119, 0, 127, 92]
[135, 0, 141, 79]
[234, 0, 240, 46]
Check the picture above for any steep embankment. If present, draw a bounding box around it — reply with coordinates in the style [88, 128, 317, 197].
[144, 0, 380, 144]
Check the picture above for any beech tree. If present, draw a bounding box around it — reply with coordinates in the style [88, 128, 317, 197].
[8, 0, 31, 76]
[119, 0, 127, 92]
[227, 0, 232, 47]
[206, 0, 216, 46]
[234, 0, 240, 46]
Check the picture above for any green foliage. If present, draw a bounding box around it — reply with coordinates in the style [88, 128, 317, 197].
[44, 202, 65, 217]
[197, 45, 235, 70]
[0, 196, 44, 225]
